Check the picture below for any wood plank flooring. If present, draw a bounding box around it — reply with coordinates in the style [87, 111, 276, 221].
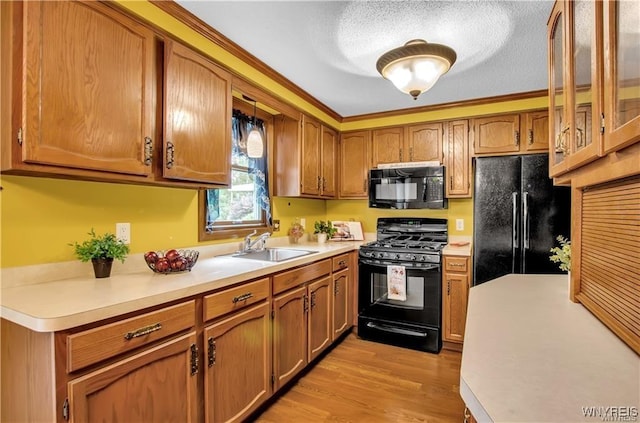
[254, 333, 465, 422]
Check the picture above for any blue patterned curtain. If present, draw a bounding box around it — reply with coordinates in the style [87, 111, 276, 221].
[206, 109, 271, 229]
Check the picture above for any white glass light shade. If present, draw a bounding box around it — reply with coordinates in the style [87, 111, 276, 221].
[377, 40, 456, 100]
[246, 128, 264, 158]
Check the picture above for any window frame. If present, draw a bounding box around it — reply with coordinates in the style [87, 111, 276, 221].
[198, 99, 273, 242]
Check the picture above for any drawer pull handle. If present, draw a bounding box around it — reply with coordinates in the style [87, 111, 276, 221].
[232, 292, 253, 303]
[338, 260, 347, 267]
[124, 323, 162, 340]
[450, 263, 465, 267]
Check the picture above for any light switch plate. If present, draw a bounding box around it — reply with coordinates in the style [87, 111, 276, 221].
[456, 219, 464, 231]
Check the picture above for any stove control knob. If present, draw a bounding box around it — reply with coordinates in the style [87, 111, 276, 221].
[420, 256, 427, 261]
[395, 254, 401, 260]
[377, 253, 384, 259]
[410, 255, 417, 261]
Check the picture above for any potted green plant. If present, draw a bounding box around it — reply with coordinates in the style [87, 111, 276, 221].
[549, 235, 571, 272]
[313, 220, 337, 244]
[70, 229, 129, 278]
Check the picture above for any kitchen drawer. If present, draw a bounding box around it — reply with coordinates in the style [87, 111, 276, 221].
[445, 256, 469, 273]
[203, 277, 269, 322]
[332, 253, 350, 272]
[66, 300, 195, 373]
[273, 259, 331, 295]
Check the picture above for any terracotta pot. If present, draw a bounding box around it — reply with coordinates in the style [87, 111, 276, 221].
[92, 258, 114, 278]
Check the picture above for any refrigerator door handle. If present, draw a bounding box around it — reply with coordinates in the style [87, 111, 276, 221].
[512, 192, 518, 273]
[523, 192, 530, 250]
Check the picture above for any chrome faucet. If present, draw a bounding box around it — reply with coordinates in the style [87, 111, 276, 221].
[242, 230, 271, 252]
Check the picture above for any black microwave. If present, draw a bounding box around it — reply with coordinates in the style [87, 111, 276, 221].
[368, 166, 448, 209]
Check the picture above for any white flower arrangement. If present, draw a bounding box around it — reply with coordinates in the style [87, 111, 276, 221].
[549, 235, 571, 272]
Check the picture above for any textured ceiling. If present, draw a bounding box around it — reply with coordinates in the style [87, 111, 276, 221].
[175, 0, 554, 117]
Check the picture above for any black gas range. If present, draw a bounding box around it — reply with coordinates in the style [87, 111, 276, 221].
[358, 218, 448, 353]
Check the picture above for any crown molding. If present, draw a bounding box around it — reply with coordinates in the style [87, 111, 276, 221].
[342, 89, 549, 123]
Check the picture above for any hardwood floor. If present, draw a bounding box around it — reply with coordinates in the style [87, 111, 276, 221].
[254, 332, 465, 422]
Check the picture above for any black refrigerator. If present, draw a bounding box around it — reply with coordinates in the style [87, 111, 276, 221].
[473, 154, 571, 286]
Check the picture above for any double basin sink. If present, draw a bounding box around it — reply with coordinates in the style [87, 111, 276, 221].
[231, 248, 317, 263]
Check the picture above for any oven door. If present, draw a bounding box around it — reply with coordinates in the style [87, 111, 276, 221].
[358, 259, 441, 327]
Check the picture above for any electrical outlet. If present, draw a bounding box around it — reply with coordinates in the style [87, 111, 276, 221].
[300, 218, 306, 229]
[456, 219, 464, 231]
[116, 223, 131, 244]
[273, 219, 280, 232]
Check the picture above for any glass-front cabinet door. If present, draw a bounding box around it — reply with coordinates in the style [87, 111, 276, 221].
[566, 0, 602, 169]
[548, 0, 605, 178]
[603, 0, 640, 152]
[548, 1, 568, 176]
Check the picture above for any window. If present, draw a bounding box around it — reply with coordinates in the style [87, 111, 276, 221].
[199, 107, 272, 241]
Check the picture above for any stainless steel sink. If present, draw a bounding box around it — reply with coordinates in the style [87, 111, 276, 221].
[231, 248, 316, 262]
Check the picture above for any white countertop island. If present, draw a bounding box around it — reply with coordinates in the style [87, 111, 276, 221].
[461, 274, 640, 423]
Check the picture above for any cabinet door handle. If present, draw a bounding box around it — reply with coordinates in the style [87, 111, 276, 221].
[144, 136, 153, 165]
[303, 294, 309, 312]
[514, 131, 520, 147]
[399, 148, 403, 161]
[447, 280, 451, 295]
[166, 141, 175, 169]
[310, 291, 317, 308]
[409, 147, 413, 162]
[450, 176, 453, 190]
[528, 129, 533, 145]
[232, 292, 253, 303]
[317, 175, 321, 190]
[334, 280, 340, 296]
[124, 323, 162, 340]
[322, 177, 327, 191]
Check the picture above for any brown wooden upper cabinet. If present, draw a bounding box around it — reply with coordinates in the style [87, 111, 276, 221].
[300, 116, 337, 198]
[338, 130, 371, 199]
[7, 1, 155, 177]
[471, 111, 549, 156]
[547, 0, 603, 177]
[601, 1, 640, 154]
[445, 120, 471, 198]
[275, 114, 338, 199]
[163, 39, 231, 185]
[371, 123, 443, 167]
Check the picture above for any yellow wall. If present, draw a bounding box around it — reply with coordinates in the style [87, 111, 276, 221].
[327, 199, 473, 236]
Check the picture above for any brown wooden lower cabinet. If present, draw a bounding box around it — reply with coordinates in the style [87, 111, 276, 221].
[68, 332, 199, 423]
[204, 302, 271, 423]
[0, 252, 357, 423]
[442, 256, 471, 346]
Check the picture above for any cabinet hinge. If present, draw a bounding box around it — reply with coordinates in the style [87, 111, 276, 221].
[600, 113, 605, 134]
[207, 337, 216, 367]
[17, 127, 23, 146]
[190, 343, 199, 375]
[62, 398, 69, 421]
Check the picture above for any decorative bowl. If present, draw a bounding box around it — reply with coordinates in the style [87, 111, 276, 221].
[144, 249, 199, 274]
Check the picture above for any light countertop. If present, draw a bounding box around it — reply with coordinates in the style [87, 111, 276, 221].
[0, 240, 362, 333]
[460, 274, 640, 422]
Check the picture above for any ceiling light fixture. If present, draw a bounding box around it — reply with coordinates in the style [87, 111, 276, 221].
[376, 39, 457, 100]
[245, 97, 263, 158]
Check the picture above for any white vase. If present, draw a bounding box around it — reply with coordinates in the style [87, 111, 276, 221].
[317, 233, 327, 244]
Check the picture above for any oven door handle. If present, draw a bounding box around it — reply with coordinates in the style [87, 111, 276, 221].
[366, 322, 428, 338]
[359, 259, 440, 270]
